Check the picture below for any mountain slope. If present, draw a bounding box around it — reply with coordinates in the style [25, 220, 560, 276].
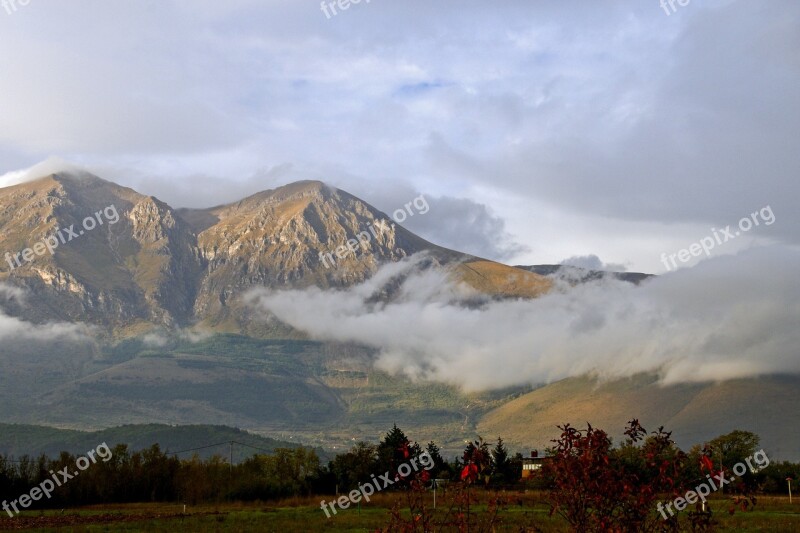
[476, 374, 800, 460]
[5, 334, 523, 454]
[516, 264, 653, 285]
[6, 172, 793, 460]
[183, 180, 551, 329]
[0, 174, 551, 333]
[0, 173, 203, 332]
[0, 423, 327, 462]
[15, 334, 799, 459]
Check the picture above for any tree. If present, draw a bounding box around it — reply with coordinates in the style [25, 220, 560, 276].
[686, 430, 762, 494]
[461, 437, 493, 486]
[491, 437, 513, 483]
[425, 441, 448, 478]
[376, 424, 423, 486]
[509, 452, 524, 483]
[331, 441, 377, 491]
[540, 419, 695, 532]
[758, 460, 800, 493]
[706, 430, 760, 471]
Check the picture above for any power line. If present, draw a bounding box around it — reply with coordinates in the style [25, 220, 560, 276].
[165, 441, 232, 456]
[232, 440, 278, 455]
[166, 440, 277, 457]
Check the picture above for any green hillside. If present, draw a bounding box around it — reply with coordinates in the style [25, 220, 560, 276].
[4, 333, 799, 461]
[0, 423, 328, 463]
[2, 334, 528, 455]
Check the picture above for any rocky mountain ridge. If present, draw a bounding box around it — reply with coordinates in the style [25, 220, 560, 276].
[0, 173, 552, 335]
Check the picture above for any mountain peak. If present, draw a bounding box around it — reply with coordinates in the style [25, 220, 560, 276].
[0, 174, 552, 333]
[274, 179, 328, 195]
[0, 158, 100, 191]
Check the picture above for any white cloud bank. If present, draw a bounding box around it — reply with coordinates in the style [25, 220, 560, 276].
[246, 246, 800, 391]
[0, 157, 90, 189]
[0, 282, 94, 343]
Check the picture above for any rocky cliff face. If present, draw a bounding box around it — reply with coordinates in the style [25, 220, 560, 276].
[0, 173, 202, 331]
[0, 173, 551, 334]
[183, 181, 454, 326]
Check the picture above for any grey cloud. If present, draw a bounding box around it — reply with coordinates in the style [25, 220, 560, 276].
[401, 196, 528, 261]
[0, 0, 796, 271]
[334, 178, 528, 261]
[561, 255, 626, 272]
[100, 164, 301, 209]
[433, 0, 800, 244]
[0, 283, 97, 399]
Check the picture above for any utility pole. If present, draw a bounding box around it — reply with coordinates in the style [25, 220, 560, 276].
[229, 441, 234, 477]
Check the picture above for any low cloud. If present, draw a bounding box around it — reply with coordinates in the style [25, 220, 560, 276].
[0, 312, 92, 343]
[0, 156, 90, 189]
[0, 283, 94, 343]
[246, 246, 800, 391]
[0, 283, 26, 303]
[560, 254, 627, 272]
[142, 332, 169, 348]
[142, 328, 212, 348]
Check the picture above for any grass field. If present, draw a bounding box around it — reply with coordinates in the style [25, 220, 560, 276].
[1, 493, 798, 532]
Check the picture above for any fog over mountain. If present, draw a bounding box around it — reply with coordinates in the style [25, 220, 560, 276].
[0, 282, 91, 343]
[249, 245, 800, 391]
[1, 167, 796, 398]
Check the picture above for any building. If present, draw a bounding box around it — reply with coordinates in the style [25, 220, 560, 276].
[521, 450, 548, 479]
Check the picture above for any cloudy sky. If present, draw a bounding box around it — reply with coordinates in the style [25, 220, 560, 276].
[0, 0, 797, 273]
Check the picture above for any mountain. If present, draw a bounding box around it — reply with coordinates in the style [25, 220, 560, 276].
[0, 423, 329, 463]
[5, 333, 527, 455]
[0, 173, 551, 334]
[0, 173, 551, 455]
[0, 173, 203, 334]
[515, 264, 653, 285]
[8, 331, 798, 460]
[477, 374, 800, 461]
[1, 172, 797, 461]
